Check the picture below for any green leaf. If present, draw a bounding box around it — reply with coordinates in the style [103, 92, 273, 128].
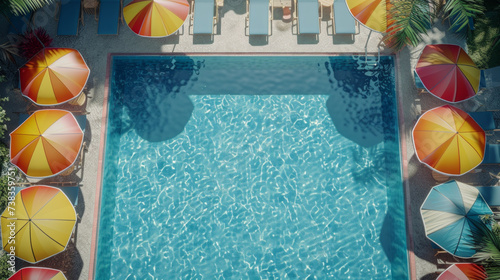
[444, 0, 485, 32]
[384, 0, 433, 51]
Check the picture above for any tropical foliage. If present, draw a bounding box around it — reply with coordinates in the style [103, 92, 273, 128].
[384, 0, 485, 51]
[466, 0, 500, 69]
[384, 0, 433, 51]
[0, 42, 18, 66]
[470, 217, 500, 279]
[0, 252, 13, 280]
[17, 27, 52, 59]
[442, 0, 484, 33]
[0, 0, 54, 16]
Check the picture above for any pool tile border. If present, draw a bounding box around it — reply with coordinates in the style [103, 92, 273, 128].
[89, 53, 113, 280]
[395, 52, 416, 280]
[89, 53, 416, 280]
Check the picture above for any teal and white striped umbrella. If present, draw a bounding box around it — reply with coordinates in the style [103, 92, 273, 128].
[420, 180, 492, 258]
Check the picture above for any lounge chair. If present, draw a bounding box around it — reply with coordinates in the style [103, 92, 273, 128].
[331, 0, 358, 35]
[14, 186, 79, 206]
[190, 0, 219, 35]
[468, 111, 499, 133]
[293, 0, 320, 34]
[97, 0, 123, 35]
[57, 0, 84, 35]
[246, 0, 273, 36]
[8, 12, 33, 34]
[476, 186, 500, 209]
[482, 143, 500, 165]
[481, 66, 500, 88]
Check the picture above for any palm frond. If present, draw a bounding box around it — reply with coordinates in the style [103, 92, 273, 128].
[443, 0, 484, 33]
[0, 42, 19, 66]
[468, 218, 500, 280]
[0, 0, 55, 16]
[384, 0, 433, 52]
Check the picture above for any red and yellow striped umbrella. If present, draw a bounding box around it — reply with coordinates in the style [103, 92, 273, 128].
[412, 105, 485, 176]
[416, 44, 480, 103]
[437, 263, 487, 280]
[9, 267, 67, 280]
[124, 0, 189, 37]
[19, 48, 90, 106]
[10, 110, 84, 178]
[346, 0, 392, 32]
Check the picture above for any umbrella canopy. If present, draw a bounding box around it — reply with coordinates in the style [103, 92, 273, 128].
[437, 263, 487, 280]
[415, 44, 481, 103]
[123, 0, 189, 37]
[412, 105, 485, 176]
[19, 48, 90, 106]
[346, 0, 391, 32]
[10, 110, 84, 178]
[1, 186, 77, 263]
[421, 180, 493, 258]
[9, 267, 67, 280]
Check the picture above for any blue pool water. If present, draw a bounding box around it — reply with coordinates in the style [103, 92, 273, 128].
[96, 56, 408, 279]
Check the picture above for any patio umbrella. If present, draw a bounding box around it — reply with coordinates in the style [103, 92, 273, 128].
[123, 0, 189, 37]
[19, 48, 90, 106]
[9, 267, 67, 280]
[412, 105, 485, 176]
[415, 44, 481, 103]
[10, 109, 84, 178]
[437, 263, 487, 280]
[346, 0, 392, 33]
[1, 186, 77, 263]
[421, 180, 493, 258]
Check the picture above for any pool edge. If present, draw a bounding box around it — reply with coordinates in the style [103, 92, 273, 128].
[89, 53, 113, 280]
[395, 53, 417, 280]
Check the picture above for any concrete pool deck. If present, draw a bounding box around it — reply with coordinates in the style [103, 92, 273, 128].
[0, 3, 499, 279]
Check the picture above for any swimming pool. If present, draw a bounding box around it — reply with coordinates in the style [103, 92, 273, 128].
[94, 55, 408, 279]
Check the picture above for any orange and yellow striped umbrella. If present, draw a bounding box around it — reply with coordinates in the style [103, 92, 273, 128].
[346, 0, 391, 32]
[9, 267, 67, 280]
[19, 48, 90, 106]
[1, 186, 76, 264]
[416, 44, 481, 103]
[124, 0, 189, 37]
[10, 110, 84, 178]
[412, 105, 485, 176]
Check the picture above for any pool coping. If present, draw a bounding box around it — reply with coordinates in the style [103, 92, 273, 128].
[89, 53, 416, 280]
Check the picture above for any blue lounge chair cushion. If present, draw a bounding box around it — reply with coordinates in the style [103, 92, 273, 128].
[333, 0, 355, 34]
[193, 0, 215, 34]
[58, 0, 81, 35]
[98, 0, 120, 35]
[468, 111, 496, 131]
[476, 186, 500, 207]
[483, 143, 500, 165]
[8, 13, 32, 34]
[297, 0, 319, 34]
[249, 0, 269, 35]
[481, 66, 500, 89]
[414, 72, 425, 89]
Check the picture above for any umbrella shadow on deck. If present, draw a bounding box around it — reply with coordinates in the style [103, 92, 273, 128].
[15, 240, 84, 280]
